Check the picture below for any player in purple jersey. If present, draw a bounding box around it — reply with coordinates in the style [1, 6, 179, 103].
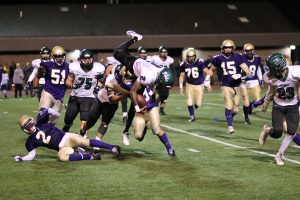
[30, 46, 70, 123]
[14, 107, 120, 162]
[179, 48, 212, 122]
[240, 43, 263, 125]
[112, 30, 176, 157]
[209, 39, 250, 134]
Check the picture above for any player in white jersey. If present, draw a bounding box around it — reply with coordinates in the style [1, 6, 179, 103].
[0, 67, 9, 98]
[62, 49, 105, 132]
[258, 53, 300, 165]
[79, 73, 127, 142]
[150, 46, 174, 115]
[25, 47, 51, 101]
[112, 30, 176, 157]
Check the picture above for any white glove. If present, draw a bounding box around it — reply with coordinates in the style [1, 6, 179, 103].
[231, 74, 241, 80]
[14, 155, 23, 162]
[204, 80, 211, 88]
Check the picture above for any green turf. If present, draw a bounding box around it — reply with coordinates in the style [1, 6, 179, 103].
[0, 89, 300, 200]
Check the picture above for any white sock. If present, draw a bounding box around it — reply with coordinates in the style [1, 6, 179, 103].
[95, 136, 101, 141]
[277, 134, 293, 155]
[122, 112, 128, 117]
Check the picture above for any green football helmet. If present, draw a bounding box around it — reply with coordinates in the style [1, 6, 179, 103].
[266, 53, 287, 79]
[138, 46, 147, 54]
[80, 49, 94, 71]
[157, 68, 174, 88]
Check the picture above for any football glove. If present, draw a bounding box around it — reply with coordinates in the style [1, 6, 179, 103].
[93, 86, 101, 96]
[24, 82, 32, 90]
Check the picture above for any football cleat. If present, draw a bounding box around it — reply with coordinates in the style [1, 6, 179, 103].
[112, 145, 121, 156]
[91, 152, 101, 160]
[259, 125, 270, 145]
[159, 110, 166, 115]
[189, 116, 195, 122]
[244, 119, 251, 125]
[122, 132, 130, 146]
[168, 148, 176, 157]
[194, 104, 199, 109]
[126, 30, 143, 41]
[274, 154, 284, 166]
[228, 126, 235, 134]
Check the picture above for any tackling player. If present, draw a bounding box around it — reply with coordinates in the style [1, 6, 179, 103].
[15, 107, 120, 162]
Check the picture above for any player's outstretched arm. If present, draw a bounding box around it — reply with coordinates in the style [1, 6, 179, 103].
[14, 149, 36, 162]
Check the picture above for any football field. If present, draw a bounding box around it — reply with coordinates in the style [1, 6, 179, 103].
[1, 89, 300, 200]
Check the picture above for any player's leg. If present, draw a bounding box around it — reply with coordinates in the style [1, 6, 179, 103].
[95, 103, 118, 140]
[240, 84, 251, 124]
[132, 112, 147, 140]
[78, 97, 94, 130]
[222, 86, 235, 133]
[80, 99, 104, 137]
[194, 84, 205, 120]
[274, 105, 299, 165]
[148, 107, 175, 156]
[121, 96, 128, 123]
[185, 83, 195, 122]
[62, 96, 80, 132]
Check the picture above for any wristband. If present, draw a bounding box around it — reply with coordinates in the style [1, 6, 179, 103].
[134, 105, 140, 112]
[179, 83, 183, 89]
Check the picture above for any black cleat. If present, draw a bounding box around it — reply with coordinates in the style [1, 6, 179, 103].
[160, 110, 166, 115]
[189, 116, 195, 122]
[244, 119, 251, 125]
[91, 152, 101, 160]
[194, 104, 199, 109]
[112, 145, 121, 156]
[168, 148, 176, 157]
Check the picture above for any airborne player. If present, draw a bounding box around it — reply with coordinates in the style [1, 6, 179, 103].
[209, 39, 250, 134]
[179, 48, 212, 122]
[113, 30, 176, 157]
[240, 43, 263, 125]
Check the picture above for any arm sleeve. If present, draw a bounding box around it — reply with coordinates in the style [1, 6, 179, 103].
[21, 149, 36, 161]
[27, 68, 38, 82]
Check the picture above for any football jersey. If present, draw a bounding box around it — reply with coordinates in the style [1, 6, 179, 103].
[69, 61, 105, 97]
[1, 73, 8, 85]
[179, 58, 207, 85]
[150, 55, 174, 68]
[39, 60, 69, 100]
[25, 109, 65, 152]
[143, 86, 159, 111]
[106, 56, 121, 74]
[97, 74, 118, 103]
[241, 54, 262, 81]
[212, 53, 244, 87]
[133, 58, 163, 89]
[272, 65, 300, 106]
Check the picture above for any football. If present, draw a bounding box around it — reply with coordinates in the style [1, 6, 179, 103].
[137, 94, 147, 108]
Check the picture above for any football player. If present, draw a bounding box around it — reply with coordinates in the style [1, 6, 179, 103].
[240, 43, 263, 125]
[258, 53, 300, 165]
[62, 49, 105, 132]
[0, 67, 9, 98]
[209, 39, 250, 134]
[112, 30, 176, 157]
[179, 48, 212, 122]
[137, 46, 152, 62]
[150, 45, 174, 115]
[26, 47, 51, 102]
[27, 46, 70, 123]
[79, 71, 128, 143]
[14, 107, 120, 162]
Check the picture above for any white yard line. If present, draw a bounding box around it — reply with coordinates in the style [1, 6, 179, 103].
[161, 124, 300, 165]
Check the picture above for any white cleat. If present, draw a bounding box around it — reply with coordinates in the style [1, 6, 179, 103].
[228, 126, 234, 134]
[274, 154, 284, 166]
[126, 30, 143, 41]
[123, 132, 130, 146]
[259, 125, 270, 145]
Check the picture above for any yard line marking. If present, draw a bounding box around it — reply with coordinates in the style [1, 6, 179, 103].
[161, 124, 300, 165]
[187, 148, 201, 153]
[134, 151, 146, 155]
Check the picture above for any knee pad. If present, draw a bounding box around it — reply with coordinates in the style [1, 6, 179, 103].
[270, 128, 283, 139]
[97, 123, 108, 136]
